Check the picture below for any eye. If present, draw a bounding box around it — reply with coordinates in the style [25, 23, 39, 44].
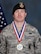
[15, 10, 19, 13]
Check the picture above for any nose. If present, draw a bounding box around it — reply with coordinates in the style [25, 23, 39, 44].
[18, 11, 21, 16]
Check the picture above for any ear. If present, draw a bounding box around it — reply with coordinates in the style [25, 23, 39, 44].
[13, 14, 14, 18]
[25, 12, 27, 17]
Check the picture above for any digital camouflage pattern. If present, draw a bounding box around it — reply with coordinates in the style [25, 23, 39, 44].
[0, 21, 41, 54]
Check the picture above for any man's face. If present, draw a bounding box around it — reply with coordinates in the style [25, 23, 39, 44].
[13, 9, 27, 22]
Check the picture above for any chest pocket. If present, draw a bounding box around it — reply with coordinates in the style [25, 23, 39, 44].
[24, 35, 35, 50]
[6, 36, 17, 48]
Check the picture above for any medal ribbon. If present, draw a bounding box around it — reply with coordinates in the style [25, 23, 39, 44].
[13, 21, 26, 42]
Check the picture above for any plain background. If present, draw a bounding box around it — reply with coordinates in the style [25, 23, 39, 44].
[0, 0, 41, 35]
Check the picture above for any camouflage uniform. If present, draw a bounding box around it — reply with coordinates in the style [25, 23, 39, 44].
[0, 22, 41, 54]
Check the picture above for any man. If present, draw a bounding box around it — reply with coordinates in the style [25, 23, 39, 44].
[0, 2, 41, 54]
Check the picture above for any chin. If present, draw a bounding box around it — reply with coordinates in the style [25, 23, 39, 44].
[17, 20, 24, 22]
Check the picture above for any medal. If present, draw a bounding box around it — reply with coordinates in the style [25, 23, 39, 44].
[13, 21, 26, 42]
[17, 44, 23, 50]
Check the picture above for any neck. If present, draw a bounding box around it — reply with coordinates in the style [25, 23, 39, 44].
[14, 20, 25, 32]
[14, 20, 25, 27]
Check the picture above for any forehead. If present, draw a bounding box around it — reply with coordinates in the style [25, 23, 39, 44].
[15, 9, 25, 11]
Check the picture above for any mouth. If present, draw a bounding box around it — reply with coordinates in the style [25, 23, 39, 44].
[18, 16, 22, 18]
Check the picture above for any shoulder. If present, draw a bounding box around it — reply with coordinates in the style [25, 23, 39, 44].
[26, 22, 40, 36]
[26, 22, 37, 31]
[1, 22, 13, 37]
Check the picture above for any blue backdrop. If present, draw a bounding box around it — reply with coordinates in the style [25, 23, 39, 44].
[0, 0, 41, 35]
